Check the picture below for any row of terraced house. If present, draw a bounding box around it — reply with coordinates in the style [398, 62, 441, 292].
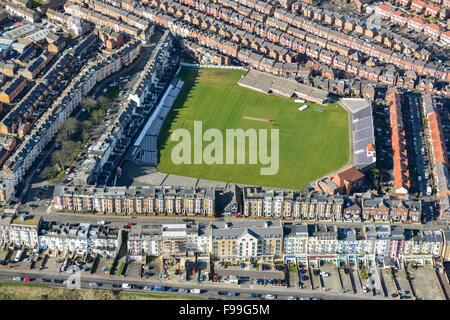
[0, 37, 142, 204]
[67, 0, 450, 93]
[52, 185, 216, 215]
[3, 213, 450, 267]
[375, 2, 449, 42]
[422, 94, 450, 222]
[387, 89, 411, 195]
[129, 220, 450, 268]
[241, 187, 422, 223]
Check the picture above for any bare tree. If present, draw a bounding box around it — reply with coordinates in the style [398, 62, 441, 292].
[97, 96, 110, 112]
[57, 118, 80, 143]
[81, 96, 98, 111]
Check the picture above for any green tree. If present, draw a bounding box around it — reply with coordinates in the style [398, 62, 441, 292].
[371, 168, 380, 178]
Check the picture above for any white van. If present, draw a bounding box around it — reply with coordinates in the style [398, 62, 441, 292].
[190, 288, 201, 294]
[122, 283, 131, 289]
[98, 221, 105, 225]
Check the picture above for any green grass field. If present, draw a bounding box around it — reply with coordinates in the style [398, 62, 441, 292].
[157, 68, 349, 190]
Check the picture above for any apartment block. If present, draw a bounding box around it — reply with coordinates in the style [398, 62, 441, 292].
[211, 220, 283, 263]
[53, 185, 215, 216]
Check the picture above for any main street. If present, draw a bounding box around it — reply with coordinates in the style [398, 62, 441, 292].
[20, 209, 450, 231]
[0, 267, 386, 301]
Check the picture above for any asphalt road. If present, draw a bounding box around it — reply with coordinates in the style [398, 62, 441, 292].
[404, 93, 429, 195]
[0, 268, 386, 300]
[20, 210, 449, 231]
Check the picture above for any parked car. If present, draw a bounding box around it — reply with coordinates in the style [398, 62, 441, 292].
[300, 297, 311, 300]
[168, 288, 176, 292]
[89, 282, 100, 287]
[228, 292, 238, 296]
[41, 278, 51, 282]
[239, 263, 246, 268]
[251, 293, 261, 298]
[24, 277, 31, 282]
[216, 264, 226, 269]
[217, 291, 227, 295]
[144, 286, 153, 291]
[12, 277, 22, 281]
[288, 296, 298, 300]
[266, 294, 277, 300]
[178, 288, 188, 293]
[320, 271, 330, 277]
[54, 279, 64, 284]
